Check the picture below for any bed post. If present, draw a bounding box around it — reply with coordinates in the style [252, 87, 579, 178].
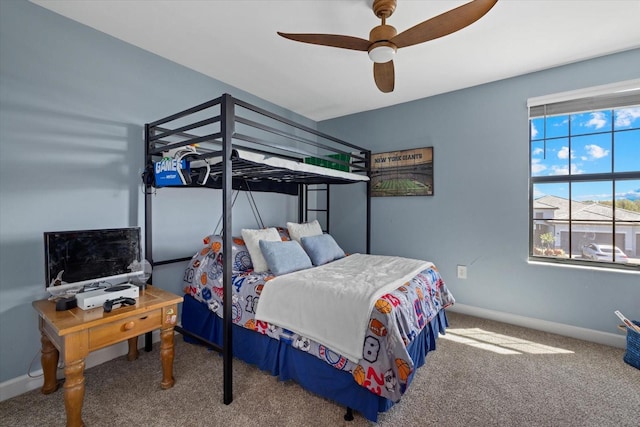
[366, 150, 371, 255]
[326, 185, 331, 233]
[221, 93, 234, 405]
[344, 407, 354, 421]
[144, 123, 153, 272]
[298, 183, 304, 223]
[143, 123, 154, 351]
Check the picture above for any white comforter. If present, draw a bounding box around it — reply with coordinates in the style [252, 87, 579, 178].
[254, 253, 433, 363]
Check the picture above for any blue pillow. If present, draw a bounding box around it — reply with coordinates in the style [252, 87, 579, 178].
[259, 239, 312, 276]
[300, 234, 345, 266]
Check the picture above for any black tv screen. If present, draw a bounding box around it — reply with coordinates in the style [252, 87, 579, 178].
[44, 227, 141, 287]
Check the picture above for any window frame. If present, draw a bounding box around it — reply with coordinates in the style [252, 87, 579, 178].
[528, 80, 640, 272]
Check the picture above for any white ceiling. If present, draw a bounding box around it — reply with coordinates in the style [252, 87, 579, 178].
[32, 0, 640, 121]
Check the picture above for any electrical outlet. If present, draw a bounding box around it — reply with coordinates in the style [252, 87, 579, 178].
[457, 265, 467, 279]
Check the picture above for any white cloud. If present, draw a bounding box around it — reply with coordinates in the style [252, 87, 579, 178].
[574, 193, 611, 202]
[557, 146, 573, 159]
[616, 188, 640, 200]
[530, 122, 539, 139]
[551, 165, 569, 175]
[585, 112, 608, 129]
[531, 158, 546, 174]
[551, 164, 582, 175]
[615, 107, 640, 128]
[571, 164, 583, 174]
[532, 147, 544, 155]
[552, 118, 569, 129]
[584, 144, 609, 159]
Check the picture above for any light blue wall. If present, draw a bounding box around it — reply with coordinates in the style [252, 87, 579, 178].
[321, 49, 640, 336]
[0, 1, 307, 383]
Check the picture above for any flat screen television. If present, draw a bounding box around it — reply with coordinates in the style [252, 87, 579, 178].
[44, 227, 141, 288]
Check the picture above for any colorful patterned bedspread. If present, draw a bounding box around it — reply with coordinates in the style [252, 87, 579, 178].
[182, 231, 455, 402]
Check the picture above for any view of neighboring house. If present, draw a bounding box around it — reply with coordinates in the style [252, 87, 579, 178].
[533, 195, 640, 259]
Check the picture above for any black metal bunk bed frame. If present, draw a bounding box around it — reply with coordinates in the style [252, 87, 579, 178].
[143, 93, 371, 406]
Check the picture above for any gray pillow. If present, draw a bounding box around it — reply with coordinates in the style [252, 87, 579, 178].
[300, 234, 345, 266]
[259, 239, 312, 276]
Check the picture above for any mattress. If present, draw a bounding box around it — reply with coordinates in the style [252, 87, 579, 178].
[191, 149, 370, 184]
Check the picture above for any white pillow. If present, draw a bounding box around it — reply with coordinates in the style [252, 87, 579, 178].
[241, 227, 282, 273]
[287, 220, 323, 244]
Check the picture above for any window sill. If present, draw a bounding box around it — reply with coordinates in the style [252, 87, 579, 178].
[528, 256, 640, 274]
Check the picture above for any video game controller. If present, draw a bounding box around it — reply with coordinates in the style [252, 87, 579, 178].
[103, 297, 137, 313]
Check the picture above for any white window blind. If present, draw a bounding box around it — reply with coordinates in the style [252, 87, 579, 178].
[528, 79, 640, 118]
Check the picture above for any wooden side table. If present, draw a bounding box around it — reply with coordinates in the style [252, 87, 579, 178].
[33, 285, 183, 427]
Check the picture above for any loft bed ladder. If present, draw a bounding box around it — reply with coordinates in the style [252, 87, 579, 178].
[144, 93, 371, 408]
[300, 183, 329, 231]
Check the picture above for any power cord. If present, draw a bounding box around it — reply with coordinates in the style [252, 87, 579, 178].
[27, 350, 64, 379]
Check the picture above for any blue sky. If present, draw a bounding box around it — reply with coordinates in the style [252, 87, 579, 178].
[531, 107, 640, 202]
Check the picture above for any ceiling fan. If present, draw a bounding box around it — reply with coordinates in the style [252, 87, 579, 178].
[278, 0, 498, 93]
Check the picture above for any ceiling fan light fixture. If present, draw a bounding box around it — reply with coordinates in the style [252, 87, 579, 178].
[368, 42, 396, 63]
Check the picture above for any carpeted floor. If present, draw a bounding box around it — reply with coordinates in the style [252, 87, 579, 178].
[1, 311, 638, 426]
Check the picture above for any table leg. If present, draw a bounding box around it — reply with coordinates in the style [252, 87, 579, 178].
[127, 336, 139, 361]
[159, 327, 175, 389]
[63, 359, 85, 427]
[40, 333, 59, 394]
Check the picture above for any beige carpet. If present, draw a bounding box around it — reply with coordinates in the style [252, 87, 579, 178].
[1, 312, 638, 426]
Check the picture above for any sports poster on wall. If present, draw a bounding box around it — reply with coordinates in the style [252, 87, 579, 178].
[371, 147, 433, 197]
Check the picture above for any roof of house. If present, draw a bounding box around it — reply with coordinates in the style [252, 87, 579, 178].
[534, 195, 640, 221]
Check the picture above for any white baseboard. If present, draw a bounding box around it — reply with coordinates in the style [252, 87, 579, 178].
[0, 331, 160, 402]
[449, 304, 626, 349]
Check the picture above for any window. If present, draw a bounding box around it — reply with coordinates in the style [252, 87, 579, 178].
[528, 80, 640, 270]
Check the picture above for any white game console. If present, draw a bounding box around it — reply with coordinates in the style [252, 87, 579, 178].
[75, 284, 139, 310]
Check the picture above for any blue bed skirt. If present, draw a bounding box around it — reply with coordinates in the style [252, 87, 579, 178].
[181, 294, 448, 422]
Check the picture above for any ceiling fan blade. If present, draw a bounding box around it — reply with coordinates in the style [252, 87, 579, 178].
[391, 0, 498, 49]
[277, 32, 370, 51]
[374, 61, 395, 93]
